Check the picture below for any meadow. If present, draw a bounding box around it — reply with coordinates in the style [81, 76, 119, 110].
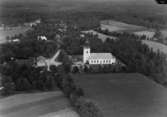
[73, 73, 167, 117]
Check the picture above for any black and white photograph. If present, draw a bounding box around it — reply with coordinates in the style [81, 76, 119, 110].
[0, 0, 167, 117]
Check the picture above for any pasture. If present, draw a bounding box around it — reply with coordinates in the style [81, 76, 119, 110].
[73, 73, 167, 117]
[0, 91, 78, 117]
[100, 20, 146, 32]
[0, 26, 30, 44]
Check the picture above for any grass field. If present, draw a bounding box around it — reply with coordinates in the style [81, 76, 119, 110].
[0, 91, 79, 117]
[134, 29, 167, 39]
[100, 20, 146, 32]
[161, 29, 167, 39]
[142, 40, 167, 55]
[0, 26, 30, 44]
[72, 73, 167, 117]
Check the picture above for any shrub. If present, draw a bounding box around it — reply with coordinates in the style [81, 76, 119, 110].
[86, 64, 125, 73]
[76, 87, 84, 97]
[60, 74, 84, 98]
[1, 75, 16, 96]
[16, 78, 32, 91]
[69, 87, 84, 102]
[72, 66, 79, 73]
[74, 97, 103, 117]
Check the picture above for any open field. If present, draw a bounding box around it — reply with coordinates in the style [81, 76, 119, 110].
[161, 29, 167, 39]
[40, 108, 79, 117]
[0, 91, 78, 117]
[0, 26, 30, 44]
[100, 20, 146, 32]
[73, 73, 167, 117]
[142, 40, 167, 55]
[82, 30, 117, 42]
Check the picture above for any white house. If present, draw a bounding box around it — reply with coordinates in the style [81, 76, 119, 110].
[8, 38, 20, 43]
[37, 36, 47, 41]
[83, 45, 116, 65]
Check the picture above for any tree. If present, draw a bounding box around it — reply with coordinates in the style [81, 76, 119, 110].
[1, 75, 15, 95]
[154, 28, 163, 43]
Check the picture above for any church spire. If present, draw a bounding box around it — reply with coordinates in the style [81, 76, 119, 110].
[84, 39, 90, 47]
[83, 39, 90, 64]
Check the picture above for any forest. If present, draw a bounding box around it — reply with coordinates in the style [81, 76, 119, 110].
[0, 0, 167, 29]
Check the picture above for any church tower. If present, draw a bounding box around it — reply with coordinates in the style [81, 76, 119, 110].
[83, 40, 90, 64]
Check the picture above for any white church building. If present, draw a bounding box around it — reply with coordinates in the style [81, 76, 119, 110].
[83, 45, 116, 65]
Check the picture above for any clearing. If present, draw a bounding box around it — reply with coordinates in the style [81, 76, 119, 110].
[0, 91, 79, 117]
[73, 73, 167, 117]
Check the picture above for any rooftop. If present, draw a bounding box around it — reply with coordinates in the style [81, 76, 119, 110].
[88, 53, 115, 60]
